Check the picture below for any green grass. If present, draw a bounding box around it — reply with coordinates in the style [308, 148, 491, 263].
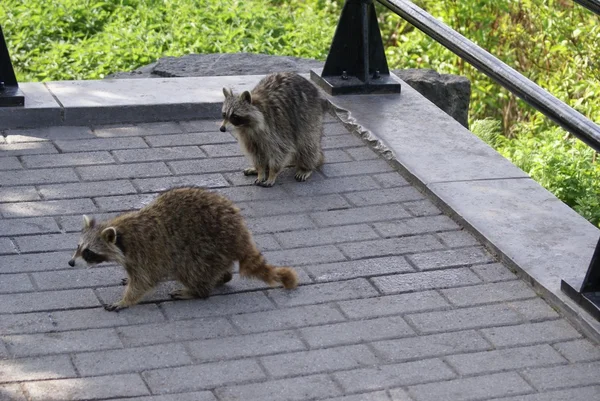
[2, 0, 599, 226]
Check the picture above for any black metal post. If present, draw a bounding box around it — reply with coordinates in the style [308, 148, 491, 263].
[561, 236, 600, 320]
[0, 25, 24, 107]
[310, 0, 401, 95]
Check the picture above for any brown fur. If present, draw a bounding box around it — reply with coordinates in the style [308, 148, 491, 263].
[69, 187, 298, 311]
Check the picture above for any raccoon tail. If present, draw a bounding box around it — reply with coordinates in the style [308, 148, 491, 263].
[239, 250, 298, 289]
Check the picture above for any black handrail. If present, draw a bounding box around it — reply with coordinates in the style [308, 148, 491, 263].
[573, 0, 600, 15]
[377, 0, 600, 153]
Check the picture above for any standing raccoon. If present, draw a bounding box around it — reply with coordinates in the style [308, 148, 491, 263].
[68, 187, 298, 311]
[220, 72, 326, 187]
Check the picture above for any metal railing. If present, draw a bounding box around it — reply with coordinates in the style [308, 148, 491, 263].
[311, 0, 600, 319]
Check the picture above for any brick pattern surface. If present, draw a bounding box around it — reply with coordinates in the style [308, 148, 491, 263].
[1, 119, 598, 401]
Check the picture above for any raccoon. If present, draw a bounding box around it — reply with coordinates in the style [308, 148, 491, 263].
[220, 72, 326, 187]
[68, 187, 298, 311]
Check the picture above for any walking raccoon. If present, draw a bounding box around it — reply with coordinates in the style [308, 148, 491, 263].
[220, 72, 326, 187]
[68, 187, 298, 311]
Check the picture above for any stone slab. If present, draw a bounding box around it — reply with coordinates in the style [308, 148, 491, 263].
[0, 83, 62, 129]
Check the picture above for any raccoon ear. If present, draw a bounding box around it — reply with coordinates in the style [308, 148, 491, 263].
[101, 227, 117, 244]
[222, 87, 233, 98]
[241, 91, 252, 103]
[83, 215, 95, 229]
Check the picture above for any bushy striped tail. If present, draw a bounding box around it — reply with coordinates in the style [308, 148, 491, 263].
[239, 251, 298, 289]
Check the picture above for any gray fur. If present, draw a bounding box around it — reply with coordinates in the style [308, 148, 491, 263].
[220, 72, 326, 187]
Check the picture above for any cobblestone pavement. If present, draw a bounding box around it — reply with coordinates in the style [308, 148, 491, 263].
[0, 118, 599, 401]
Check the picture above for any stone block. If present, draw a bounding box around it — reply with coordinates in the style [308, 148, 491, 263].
[320, 159, 394, 178]
[374, 215, 459, 237]
[55, 137, 147, 152]
[267, 278, 378, 307]
[0, 288, 99, 313]
[276, 224, 379, 249]
[0, 167, 78, 186]
[338, 235, 444, 259]
[134, 174, 229, 193]
[311, 204, 410, 227]
[305, 256, 413, 282]
[0, 355, 76, 383]
[23, 374, 149, 400]
[114, 146, 205, 162]
[338, 291, 450, 319]
[22, 151, 115, 168]
[441, 280, 537, 307]
[77, 161, 171, 180]
[0, 217, 59, 236]
[407, 247, 494, 270]
[263, 245, 346, 266]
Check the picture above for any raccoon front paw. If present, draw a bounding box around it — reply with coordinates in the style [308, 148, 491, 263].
[120, 277, 129, 286]
[255, 179, 274, 187]
[103, 302, 126, 312]
[243, 167, 258, 176]
[295, 170, 313, 182]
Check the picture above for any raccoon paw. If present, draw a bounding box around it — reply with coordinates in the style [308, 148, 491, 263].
[295, 170, 313, 182]
[120, 277, 129, 286]
[169, 288, 204, 300]
[255, 179, 274, 187]
[243, 167, 258, 176]
[103, 303, 125, 312]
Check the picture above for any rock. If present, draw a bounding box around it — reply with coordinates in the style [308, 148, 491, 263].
[107, 54, 470, 128]
[393, 69, 470, 128]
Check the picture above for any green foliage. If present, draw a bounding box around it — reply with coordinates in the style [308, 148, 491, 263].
[2, 0, 598, 226]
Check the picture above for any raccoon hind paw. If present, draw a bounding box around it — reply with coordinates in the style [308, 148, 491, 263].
[103, 303, 125, 312]
[120, 277, 129, 286]
[295, 170, 313, 182]
[243, 167, 258, 176]
[255, 179, 275, 187]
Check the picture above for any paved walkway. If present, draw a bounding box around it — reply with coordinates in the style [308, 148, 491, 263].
[0, 118, 599, 401]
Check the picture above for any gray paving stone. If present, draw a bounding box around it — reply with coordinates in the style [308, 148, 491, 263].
[553, 339, 600, 362]
[21, 151, 115, 168]
[446, 344, 566, 375]
[94, 122, 182, 137]
[324, 149, 354, 163]
[338, 235, 445, 259]
[0, 156, 21, 170]
[312, 204, 410, 227]
[187, 330, 305, 362]
[0, 340, 7, 358]
[0, 273, 34, 293]
[408, 372, 533, 401]
[161, 292, 275, 320]
[230, 303, 346, 334]
[322, 134, 365, 149]
[508, 298, 560, 321]
[287, 176, 380, 196]
[407, 246, 494, 270]
[201, 143, 242, 157]
[31, 265, 123, 290]
[406, 303, 523, 333]
[334, 359, 455, 393]
[436, 229, 479, 247]
[522, 361, 600, 391]
[4, 327, 122, 357]
[0, 355, 76, 383]
[0, 288, 99, 313]
[77, 161, 171, 180]
[263, 245, 346, 266]
[0, 168, 78, 186]
[345, 146, 380, 161]
[0, 251, 73, 273]
[239, 194, 349, 218]
[372, 172, 411, 188]
[0, 187, 40, 202]
[268, 278, 378, 307]
[301, 316, 414, 348]
[374, 216, 459, 238]
[403, 199, 441, 217]
[276, 224, 379, 249]
[14, 232, 80, 253]
[0, 217, 59, 236]
[492, 386, 600, 401]
[109, 393, 217, 401]
[0, 238, 17, 254]
[321, 159, 394, 177]
[441, 280, 537, 306]
[215, 185, 290, 202]
[23, 374, 150, 401]
[322, 392, 393, 401]
[39, 180, 137, 200]
[323, 123, 351, 136]
[372, 329, 491, 362]
[0, 142, 58, 156]
[50, 304, 165, 332]
[113, 146, 206, 162]
[262, 344, 377, 378]
[344, 187, 424, 207]
[246, 214, 315, 234]
[118, 317, 236, 346]
[481, 320, 582, 348]
[471, 262, 517, 282]
[142, 359, 265, 394]
[254, 233, 283, 251]
[0, 198, 96, 218]
[54, 137, 148, 152]
[306, 256, 413, 282]
[180, 120, 222, 133]
[216, 374, 341, 401]
[169, 156, 247, 174]
[146, 132, 235, 147]
[6, 126, 94, 141]
[134, 173, 229, 193]
[0, 384, 26, 401]
[338, 291, 450, 319]
[73, 343, 191, 376]
[94, 193, 156, 212]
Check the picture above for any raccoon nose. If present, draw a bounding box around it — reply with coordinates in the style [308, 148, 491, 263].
[219, 125, 227, 132]
[68, 259, 75, 267]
